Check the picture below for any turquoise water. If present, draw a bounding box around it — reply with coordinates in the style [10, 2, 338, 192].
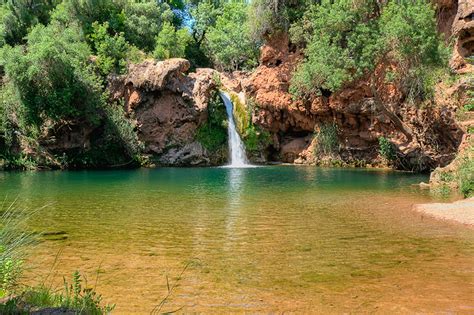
[1, 166, 473, 313]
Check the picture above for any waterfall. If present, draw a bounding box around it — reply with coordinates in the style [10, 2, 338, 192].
[220, 92, 249, 167]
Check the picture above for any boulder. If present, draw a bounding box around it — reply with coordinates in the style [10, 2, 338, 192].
[109, 59, 220, 166]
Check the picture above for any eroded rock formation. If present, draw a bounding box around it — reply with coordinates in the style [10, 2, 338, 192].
[221, 4, 470, 171]
[109, 58, 221, 166]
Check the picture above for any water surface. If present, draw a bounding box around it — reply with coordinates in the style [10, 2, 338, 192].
[1, 166, 473, 313]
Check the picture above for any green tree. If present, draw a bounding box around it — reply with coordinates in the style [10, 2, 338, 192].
[89, 21, 129, 75]
[2, 21, 104, 125]
[190, 1, 219, 49]
[379, 0, 447, 102]
[205, 2, 258, 71]
[123, 0, 174, 52]
[50, 0, 125, 36]
[0, 0, 60, 46]
[290, 0, 380, 97]
[153, 22, 190, 60]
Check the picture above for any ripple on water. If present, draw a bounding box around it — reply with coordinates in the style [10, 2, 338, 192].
[0, 166, 471, 313]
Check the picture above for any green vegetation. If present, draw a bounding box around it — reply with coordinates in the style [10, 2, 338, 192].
[290, 0, 448, 100]
[431, 140, 473, 198]
[205, 2, 258, 71]
[458, 146, 474, 198]
[0, 0, 464, 170]
[0, 204, 34, 297]
[196, 91, 227, 152]
[18, 271, 115, 313]
[154, 22, 190, 60]
[378, 137, 397, 162]
[230, 96, 272, 156]
[314, 123, 339, 156]
[0, 202, 113, 313]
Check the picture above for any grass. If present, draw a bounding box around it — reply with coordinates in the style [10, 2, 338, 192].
[0, 200, 37, 297]
[313, 123, 339, 157]
[0, 201, 114, 314]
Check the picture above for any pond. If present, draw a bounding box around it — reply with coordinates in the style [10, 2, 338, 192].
[1, 166, 473, 313]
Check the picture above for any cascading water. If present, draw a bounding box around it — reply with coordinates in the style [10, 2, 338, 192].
[220, 92, 249, 167]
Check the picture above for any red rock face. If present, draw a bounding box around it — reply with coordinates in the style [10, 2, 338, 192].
[223, 18, 466, 171]
[450, 0, 474, 72]
[109, 59, 222, 166]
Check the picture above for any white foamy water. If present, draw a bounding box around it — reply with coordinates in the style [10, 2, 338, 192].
[220, 92, 251, 168]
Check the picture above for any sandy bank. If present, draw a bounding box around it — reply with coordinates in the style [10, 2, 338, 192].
[414, 198, 474, 226]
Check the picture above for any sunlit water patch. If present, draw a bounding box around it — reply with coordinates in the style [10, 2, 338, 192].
[1, 166, 473, 313]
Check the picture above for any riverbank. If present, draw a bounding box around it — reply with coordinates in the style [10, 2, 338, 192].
[414, 198, 474, 227]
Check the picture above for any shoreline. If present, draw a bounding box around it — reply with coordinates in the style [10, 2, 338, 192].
[413, 198, 474, 227]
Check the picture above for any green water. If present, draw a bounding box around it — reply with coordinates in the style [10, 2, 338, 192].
[1, 166, 473, 313]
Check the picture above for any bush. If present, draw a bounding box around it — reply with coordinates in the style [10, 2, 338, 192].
[378, 136, 396, 162]
[458, 148, 473, 198]
[205, 2, 259, 71]
[153, 22, 190, 60]
[196, 91, 227, 152]
[89, 22, 129, 76]
[290, 1, 447, 99]
[242, 124, 271, 155]
[314, 123, 339, 156]
[124, 1, 174, 52]
[2, 21, 104, 125]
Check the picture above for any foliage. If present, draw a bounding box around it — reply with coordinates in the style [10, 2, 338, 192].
[205, 2, 259, 71]
[196, 91, 227, 152]
[458, 147, 473, 198]
[379, 0, 448, 102]
[123, 0, 174, 52]
[154, 22, 190, 60]
[290, 0, 380, 97]
[290, 0, 447, 99]
[50, 0, 125, 36]
[314, 123, 339, 156]
[0, 202, 36, 298]
[190, 1, 219, 48]
[2, 21, 104, 125]
[103, 102, 144, 163]
[378, 136, 396, 162]
[89, 21, 129, 76]
[9, 271, 115, 313]
[248, 0, 311, 41]
[234, 97, 272, 154]
[0, 0, 59, 46]
[242, 124, 271, 155]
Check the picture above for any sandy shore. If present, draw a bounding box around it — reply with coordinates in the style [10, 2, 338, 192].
[414, 197, 474, 226]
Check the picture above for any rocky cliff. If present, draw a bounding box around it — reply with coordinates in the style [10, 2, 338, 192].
[109, 58, 223, 166]
[219, 1, 472, 172]
[13, 1, 470, 171]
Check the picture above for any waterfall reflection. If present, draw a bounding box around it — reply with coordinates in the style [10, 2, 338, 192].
[224, 167, 246, 249]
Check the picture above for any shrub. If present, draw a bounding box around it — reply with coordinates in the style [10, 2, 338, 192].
[458, 147, 473, 198]
[89, 21, 129, 76]
[153, 22, 190, 60]
[103, 102, 144, 163]
[242, 124, 272, 155]
[378, 136, 396, 162]
[196, 91, 227, 152]
[124, 1, 174, 52]
[205, 2, 259, 71]
[2, 21, 104, 125]
[15, 271, 115, 313]
[314, 123, 339, 156]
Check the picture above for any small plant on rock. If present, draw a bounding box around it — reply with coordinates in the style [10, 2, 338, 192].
[378, 136, 396, 162]
[314, 123, 339, 156]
